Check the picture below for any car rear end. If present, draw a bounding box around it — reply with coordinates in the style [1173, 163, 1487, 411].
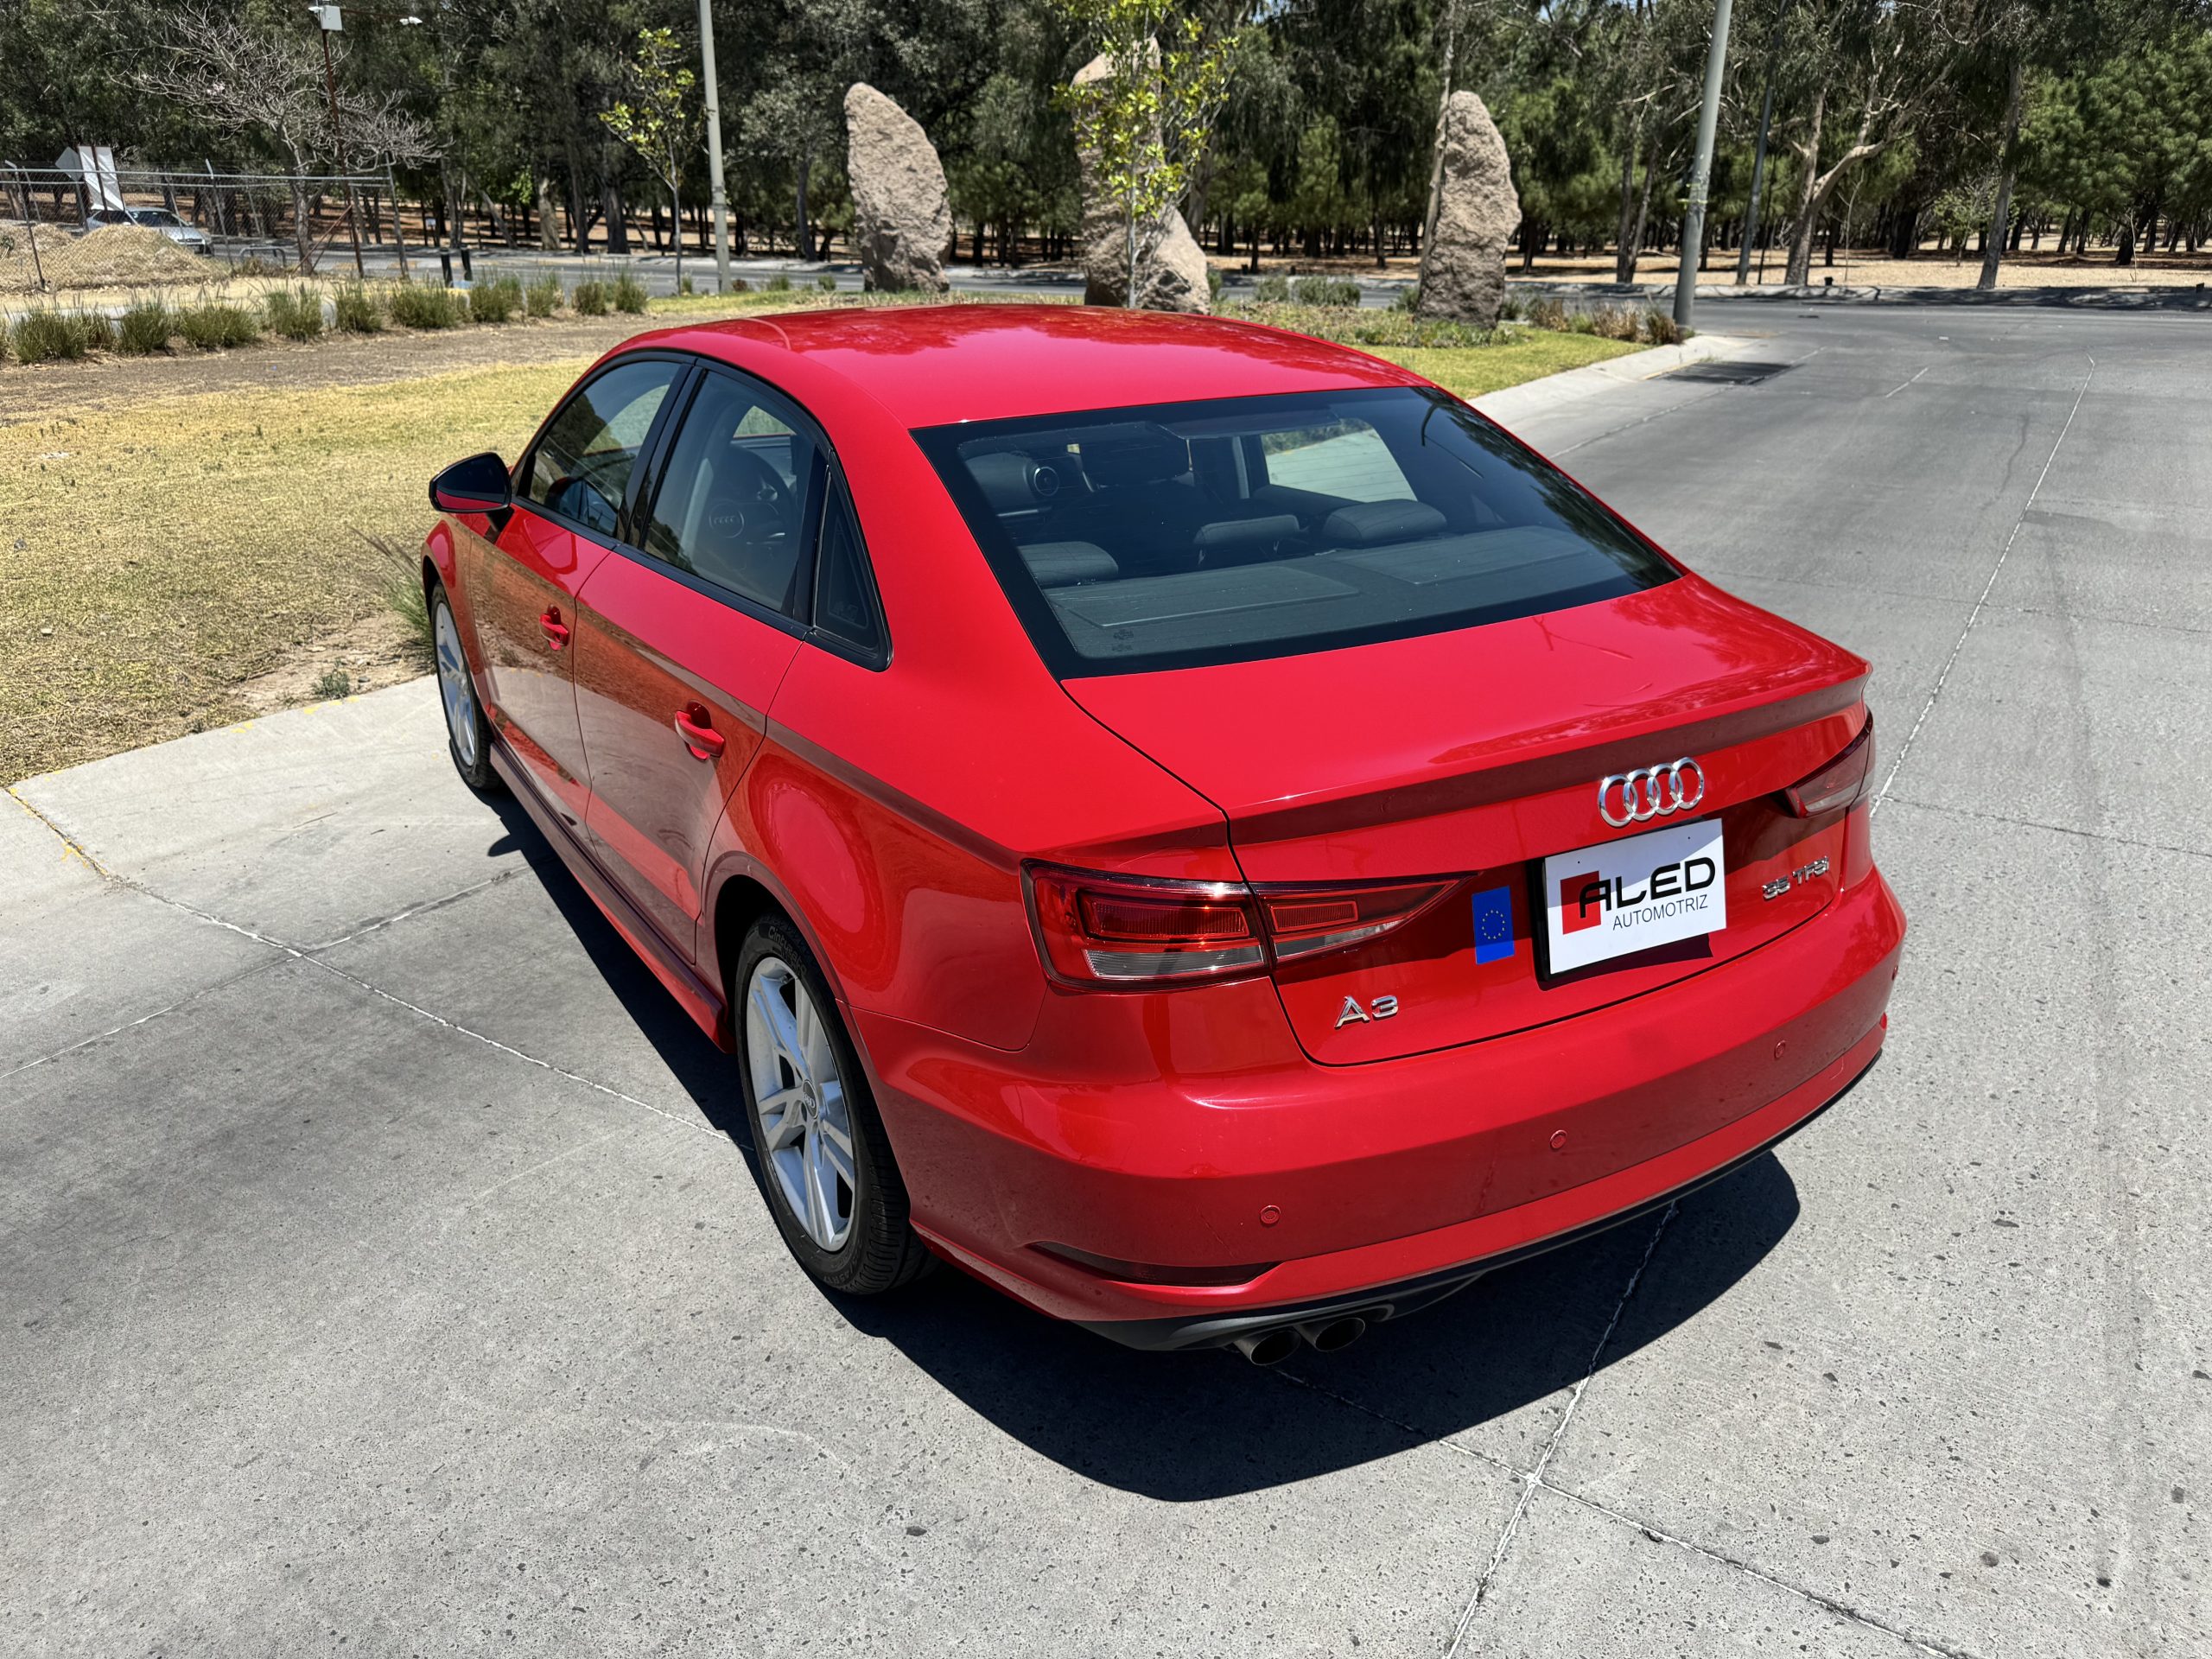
[895, 373, 1904, 1354]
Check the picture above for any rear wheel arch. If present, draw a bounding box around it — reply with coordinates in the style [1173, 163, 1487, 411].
[707, 866, 859, 1049]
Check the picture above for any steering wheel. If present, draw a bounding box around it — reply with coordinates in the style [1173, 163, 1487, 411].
[701, 447, 798, 550]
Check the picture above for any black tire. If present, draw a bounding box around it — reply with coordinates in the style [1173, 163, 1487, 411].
[429, 579, 501, 795]
[734, 913, 931, 1296]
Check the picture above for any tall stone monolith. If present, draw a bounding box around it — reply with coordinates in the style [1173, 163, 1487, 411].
[844, 83, 951, 293]
[1417, 91, 1519, 327]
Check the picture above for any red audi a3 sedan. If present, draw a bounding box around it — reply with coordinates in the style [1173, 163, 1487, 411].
[421, 304, 1904, 1363]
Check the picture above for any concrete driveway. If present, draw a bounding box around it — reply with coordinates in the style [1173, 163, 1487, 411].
[4, 306, 2207, 1657]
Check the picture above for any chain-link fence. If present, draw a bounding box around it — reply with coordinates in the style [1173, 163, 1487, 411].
[1, 165, 410, 294]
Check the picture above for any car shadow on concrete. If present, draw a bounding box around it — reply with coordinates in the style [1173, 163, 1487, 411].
[488, 791, 1802, 1501]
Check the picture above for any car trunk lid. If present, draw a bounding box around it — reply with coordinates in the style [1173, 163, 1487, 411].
[1061, 576, 1869, 1063]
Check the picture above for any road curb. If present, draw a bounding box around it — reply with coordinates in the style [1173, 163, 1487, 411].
[1471, 332, 1760, 429]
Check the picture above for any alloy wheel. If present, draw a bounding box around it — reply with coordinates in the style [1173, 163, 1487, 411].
[434, 600, 480, 771]
[745, 957, 856, 1252]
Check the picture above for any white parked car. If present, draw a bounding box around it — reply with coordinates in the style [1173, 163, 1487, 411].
[74, 206, 213, 253]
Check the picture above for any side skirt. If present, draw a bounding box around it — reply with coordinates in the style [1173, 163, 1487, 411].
[486, 736, 733, 1051]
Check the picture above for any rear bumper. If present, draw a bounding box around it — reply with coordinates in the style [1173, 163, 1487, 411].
[855, 868, 1904, 1339]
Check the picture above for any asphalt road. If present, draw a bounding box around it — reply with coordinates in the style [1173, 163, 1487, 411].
[4, 306, 2207, 1657]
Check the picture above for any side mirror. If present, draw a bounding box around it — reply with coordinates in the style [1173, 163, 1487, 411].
[429, 451, 512, 515]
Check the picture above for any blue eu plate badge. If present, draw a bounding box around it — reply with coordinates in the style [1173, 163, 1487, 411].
[1472, 885, 1516, 963]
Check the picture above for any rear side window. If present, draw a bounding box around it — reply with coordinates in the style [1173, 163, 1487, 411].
[643, 370, 822, 614]
[812, 478, 886, 659]
[523, 359, 680, 537]
[915, 387, 1675, 677]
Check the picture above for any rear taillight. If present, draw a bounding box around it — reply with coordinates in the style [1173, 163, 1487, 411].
[1258, 881, 1451, 961]
[1783, 714, 1875, 817]
[1024, 865, 1450, 989]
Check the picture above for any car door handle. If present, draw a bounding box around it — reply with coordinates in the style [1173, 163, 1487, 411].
[539, 607, 570, 651]
[673, 705, 725, 760]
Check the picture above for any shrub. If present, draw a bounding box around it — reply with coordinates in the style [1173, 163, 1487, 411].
[10, 309, 111, 363]
[571, 279, 609, 316]
[312, 667, 352, 701]
[765, 273, 792, 293]
[679, 276, 696, 296]
[1392, 281, 1421, 313]
[1205, 265, 1224, 302]
[1291, 275, 1362, 307]
[1527, 296, 1569, 333]
[817, 272, 837, 292]
[1252, 271, 1292, 302]
[1587, 304, 1642, 342]
[386, 281, 466, 329]
[524, 274, 562, 317]
[117, 300, 176, 355]
[175, 301, 259, 350]
[1641, 307, 1684, 346]
[728, 276, 752, 294]
[334, 283, 384, 333]
[1498, 291, 1528, 322]
[611, 270, 648, 314]
[264, 284, 324, 341]
[469, 276, 523, 323]
[233, 253, 289, 278]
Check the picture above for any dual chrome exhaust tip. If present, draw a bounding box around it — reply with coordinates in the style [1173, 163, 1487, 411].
[1230, 1314, 1370, 1366]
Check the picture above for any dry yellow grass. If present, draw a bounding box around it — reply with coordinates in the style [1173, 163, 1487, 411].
[0, 357, 593, 780]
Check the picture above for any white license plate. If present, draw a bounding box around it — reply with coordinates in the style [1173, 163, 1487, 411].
[1542, 819, 1727, 974]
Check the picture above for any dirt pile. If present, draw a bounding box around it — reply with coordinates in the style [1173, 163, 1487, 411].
[1, 223, 215, 293]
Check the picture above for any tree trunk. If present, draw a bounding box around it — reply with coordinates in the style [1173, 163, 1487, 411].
[1783, 87, 1827, 286]
[1612, 117, 1641, 284]
[536, 173, 561, 251]
[794, 154, 814, 261]
[603, 181, 628, 255]
[1977, 55, 2024, 291]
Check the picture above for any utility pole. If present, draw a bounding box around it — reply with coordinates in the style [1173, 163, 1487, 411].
[1673, 0, 1734, 329]
[697, 0, 732, 293]
[313, 7, 366, 277]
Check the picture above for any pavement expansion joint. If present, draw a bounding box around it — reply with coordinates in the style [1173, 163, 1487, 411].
[1441, 1201, 1679, 1656]
[1881, 796, 2212, 864]
[298, 952, 723, 1141]
[1875, 355, 2096, 818]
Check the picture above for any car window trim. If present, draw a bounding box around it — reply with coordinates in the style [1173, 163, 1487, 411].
[512, 350, 695, 544]
[806, 467, 893, 671]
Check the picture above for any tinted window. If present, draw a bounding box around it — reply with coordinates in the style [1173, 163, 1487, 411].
[915, 387, 1676, 677]
[643, 371, 820, 613]
[523, 359, 679, 537]
[813, 479, 885, 658]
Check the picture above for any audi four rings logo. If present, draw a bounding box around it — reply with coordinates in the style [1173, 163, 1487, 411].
[1598, 758, 1707, 828]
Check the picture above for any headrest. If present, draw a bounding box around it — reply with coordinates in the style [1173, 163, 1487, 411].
[1079, 427, 1190, 488]
[1321, 499, 1447, 545]
[1020, 542, 1120, 588]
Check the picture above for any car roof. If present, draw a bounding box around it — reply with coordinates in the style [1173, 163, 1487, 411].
[627, 303, 1426, 429]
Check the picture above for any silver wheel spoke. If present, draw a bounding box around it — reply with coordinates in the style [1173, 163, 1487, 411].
[744, 956, 855, 1254]
[757, 1084, 806, 1149]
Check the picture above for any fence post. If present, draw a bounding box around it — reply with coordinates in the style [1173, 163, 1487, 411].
[9, 167, 48, 292]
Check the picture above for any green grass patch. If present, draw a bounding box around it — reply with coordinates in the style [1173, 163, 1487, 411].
[10, 309, 112, 363]
[470, 276, 524, 323]
[264, 284, 324, 341]
[175, 301, 261, 350]
[1372, 333, 1643, 399]
[334, 283, 384, 334]
[524, 275, 562, 318]
[387, 281, 467, 329]
[571, 279, 608, 316]
[116, 300, 176, 354]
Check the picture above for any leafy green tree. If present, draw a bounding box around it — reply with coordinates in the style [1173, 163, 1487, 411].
[1052, 0, 1241, 305]
[601, 27, 701, 287]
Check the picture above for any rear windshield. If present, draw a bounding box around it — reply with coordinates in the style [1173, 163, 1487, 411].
[914, 386, 1675, 677]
